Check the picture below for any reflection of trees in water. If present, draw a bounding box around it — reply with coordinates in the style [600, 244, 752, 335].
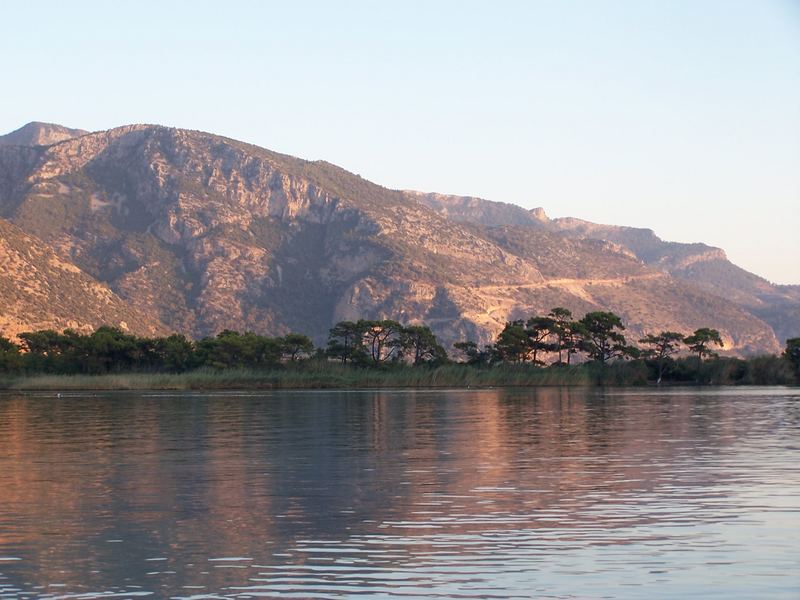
[0, 390, 760, 592]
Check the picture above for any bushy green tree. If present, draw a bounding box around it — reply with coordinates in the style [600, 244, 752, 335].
[400, 325, 447, 366]
[453, 341, 491, 365]
[685, 328, 724, 362]
[525, 316, 556, 365]
[576, 311, 631, 364]
[18, 329, 66, 361]
[280, 333, 314, 361]
[743, 355, 795, 385]
[357, 319, 403, 365]
[494, 320, 531, 363]
[0, 336, 22, 372]
[548, 307, 578, 365]
[153, 334, 196, 372]
[196, 330, 281, 369]
[327, 321, 364, 364]
[784, 338, 800, 381]
[639, 331, 684, 384]
[85, 326, 141, 373]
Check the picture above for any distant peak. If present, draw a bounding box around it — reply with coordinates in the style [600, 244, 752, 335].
[530, 207, 549, 222]
[0, 122, 88, 147]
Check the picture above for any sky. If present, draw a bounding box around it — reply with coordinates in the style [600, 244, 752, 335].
[2, 0, 799, 283]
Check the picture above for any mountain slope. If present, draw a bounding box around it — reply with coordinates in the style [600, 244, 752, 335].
[0, 218, 165, 339]
[418, 193, 800, 345]
[0, 123, 788, 354]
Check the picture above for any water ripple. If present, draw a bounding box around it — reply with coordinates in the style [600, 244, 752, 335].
[0, 387, 798, 598]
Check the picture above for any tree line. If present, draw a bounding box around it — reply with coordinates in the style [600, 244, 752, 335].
[0, 309, 798, 384]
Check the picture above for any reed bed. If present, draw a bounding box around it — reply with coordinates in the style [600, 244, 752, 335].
[3, 363, 628, 391]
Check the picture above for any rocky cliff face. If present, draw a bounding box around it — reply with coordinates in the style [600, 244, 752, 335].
[0, 123, 790, 354]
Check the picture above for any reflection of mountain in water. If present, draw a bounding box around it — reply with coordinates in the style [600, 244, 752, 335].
[0, 389, 796, 597]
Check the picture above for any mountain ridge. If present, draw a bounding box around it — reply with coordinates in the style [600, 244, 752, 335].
[0, 122, 794, 354]
[416, 190, 799, 344]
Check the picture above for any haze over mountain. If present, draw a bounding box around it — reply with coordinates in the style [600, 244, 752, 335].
[0, 121, 796, 355]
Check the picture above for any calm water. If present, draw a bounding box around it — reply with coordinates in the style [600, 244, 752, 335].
[0, 387, 798, 599]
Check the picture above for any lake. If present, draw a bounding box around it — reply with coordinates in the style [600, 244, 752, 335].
[0, 387, 798, 599]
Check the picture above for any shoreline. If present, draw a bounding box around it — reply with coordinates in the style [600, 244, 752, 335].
[0, 364, 638, 391]
[1, 363, 795, 392]
[0, 368, 601, 391]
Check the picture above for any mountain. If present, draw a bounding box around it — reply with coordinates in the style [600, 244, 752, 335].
[417, 193, 800, 346]
[546, 218, 800, 344]
[0, 122, 88, 147]
[0, 122, 793, 355]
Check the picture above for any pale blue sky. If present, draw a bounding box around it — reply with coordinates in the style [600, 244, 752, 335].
[2, 0, 798, 283]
